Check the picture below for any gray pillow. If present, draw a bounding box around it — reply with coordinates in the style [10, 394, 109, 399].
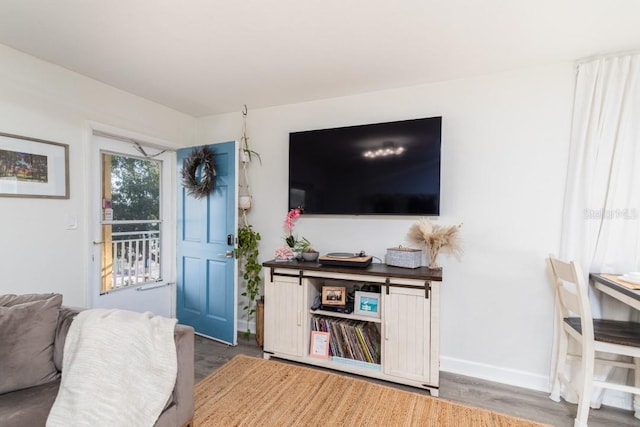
[0, 294, 63, 394]
[0, 293, 60, 307]
[53, 307, 81, 371]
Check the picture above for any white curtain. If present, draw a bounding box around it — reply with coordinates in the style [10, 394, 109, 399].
[559, 52, 640, 410]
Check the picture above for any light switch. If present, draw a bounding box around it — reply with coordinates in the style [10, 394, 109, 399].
[66, 214, 78, 230]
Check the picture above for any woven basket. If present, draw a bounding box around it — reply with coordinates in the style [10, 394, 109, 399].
[255, 299, 264, 347]
[386, 247, 422, 269]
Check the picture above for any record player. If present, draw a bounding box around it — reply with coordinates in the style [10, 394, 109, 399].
[318, 252, 373, 268]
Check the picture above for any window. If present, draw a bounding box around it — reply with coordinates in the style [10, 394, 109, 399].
[100, 152, 162, 292]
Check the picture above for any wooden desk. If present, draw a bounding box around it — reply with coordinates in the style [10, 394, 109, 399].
[590, 273, 640, 311]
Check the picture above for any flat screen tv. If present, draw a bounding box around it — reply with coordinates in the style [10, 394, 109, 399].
[288, 116, 441, 215]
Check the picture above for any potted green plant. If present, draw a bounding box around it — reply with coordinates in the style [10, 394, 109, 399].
[298, 238, 319, 262]
[235, 105, 265, 342]
[236, 224, 262, 338]
[240, 104, 262, 165]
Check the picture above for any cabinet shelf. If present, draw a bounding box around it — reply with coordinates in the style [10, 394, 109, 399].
[310, 309, 382, 323]
[330, 356, 381, 371]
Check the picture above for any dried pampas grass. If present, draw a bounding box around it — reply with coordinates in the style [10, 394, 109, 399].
[407, 219, 463, 269]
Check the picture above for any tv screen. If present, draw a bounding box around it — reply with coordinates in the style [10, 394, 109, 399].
[288, 116, 441, 215]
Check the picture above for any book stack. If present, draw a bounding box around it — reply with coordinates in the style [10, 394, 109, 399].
[311, 315, 381, 365]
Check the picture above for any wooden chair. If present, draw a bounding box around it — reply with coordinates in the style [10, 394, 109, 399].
[548, 256, 640, 427]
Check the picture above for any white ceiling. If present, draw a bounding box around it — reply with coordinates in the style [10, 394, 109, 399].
[1, 0, 640, 117]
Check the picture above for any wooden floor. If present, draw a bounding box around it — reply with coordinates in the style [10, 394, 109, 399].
[194, 334, 638, 427]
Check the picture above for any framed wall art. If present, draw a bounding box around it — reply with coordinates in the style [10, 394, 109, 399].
[309, 331, 330, 358]
[321, 286, 346, 306]
[354, 291, 381, 318]
[0, 132, 69, 199]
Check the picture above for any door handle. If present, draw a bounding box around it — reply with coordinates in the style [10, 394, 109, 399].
[217, 251, 234, 258]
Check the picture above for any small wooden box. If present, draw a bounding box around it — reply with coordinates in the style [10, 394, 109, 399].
[386, 247, 422, 269]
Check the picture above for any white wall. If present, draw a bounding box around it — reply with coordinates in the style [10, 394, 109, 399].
[197, 62, 574, 392]
[0, 39, 575, 392]
[0, 44, 195, 307]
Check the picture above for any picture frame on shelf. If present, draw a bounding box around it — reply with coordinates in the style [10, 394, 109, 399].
[310, 331, 330, 358]
[354, 291, 381, 318]
[0, 132, 69, 199]
[321, 286, 346, 306]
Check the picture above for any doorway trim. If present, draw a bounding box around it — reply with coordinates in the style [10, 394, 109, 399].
[84, 121, 180, 315]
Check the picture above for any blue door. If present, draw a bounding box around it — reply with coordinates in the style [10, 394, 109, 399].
[176, 141, 237, 344]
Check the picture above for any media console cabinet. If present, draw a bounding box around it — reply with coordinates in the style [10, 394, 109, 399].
[262, 260, 443, 396]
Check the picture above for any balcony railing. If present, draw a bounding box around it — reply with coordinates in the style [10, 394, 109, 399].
[110, 231, 161, 290]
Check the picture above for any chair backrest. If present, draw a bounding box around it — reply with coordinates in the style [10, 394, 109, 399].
[548, 256, 594, 340]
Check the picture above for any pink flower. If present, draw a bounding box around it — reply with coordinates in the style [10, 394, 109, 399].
[284, 208, 305, 249]
[285, 208, 301, 232]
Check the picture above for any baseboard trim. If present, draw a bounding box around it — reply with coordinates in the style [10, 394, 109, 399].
[440, 355, 551, 393]
[440, 356, 633, 411]
[237, 319, 256, 335]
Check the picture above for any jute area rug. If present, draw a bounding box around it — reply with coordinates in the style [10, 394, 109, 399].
[194, 355, 550, 427]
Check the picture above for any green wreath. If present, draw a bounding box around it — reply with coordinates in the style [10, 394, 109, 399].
[181, 146, 216, 199]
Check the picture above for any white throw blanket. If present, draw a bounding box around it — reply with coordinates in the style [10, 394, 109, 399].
[47, 309, 178, 427]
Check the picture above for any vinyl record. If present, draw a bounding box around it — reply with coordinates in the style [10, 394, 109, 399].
[326, 252, 357, 259]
